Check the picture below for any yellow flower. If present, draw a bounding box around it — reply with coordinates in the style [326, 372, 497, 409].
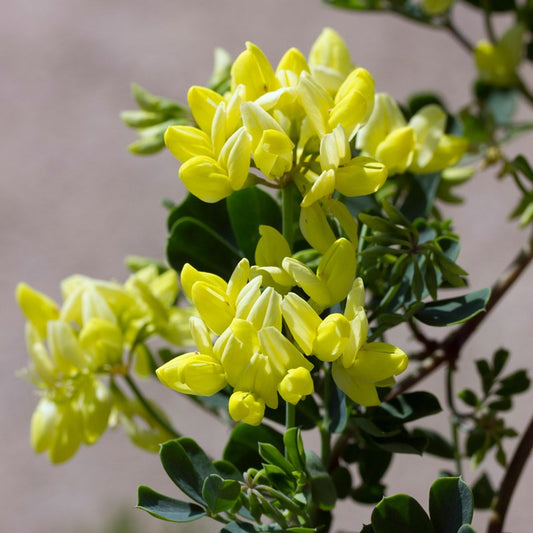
[474, 25, 524, 87]
[357, 93, 467, 175]
[282, 238, 356, 310]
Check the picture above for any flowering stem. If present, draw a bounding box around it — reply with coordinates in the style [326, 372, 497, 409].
[281, 183, 298, 249]
[124, 374, 181, 439]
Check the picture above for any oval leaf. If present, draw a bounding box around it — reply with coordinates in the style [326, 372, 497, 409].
[226, 186, 282, 260]
[372, 494, 435, 533]
[414, 288, 491, 327]
[137, 485, 206, 522]
[429, 477, 473, 533]
[167, 217, 241, 279]
[202, 474, 241, 514]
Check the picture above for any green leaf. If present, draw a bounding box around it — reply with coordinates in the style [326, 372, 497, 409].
[137, 485, 206, 522]
[284, 427, 306, 471]
[167, 192, 233, 238]
[463, 0, 516, 12]
[259, 442, 295, 475]
[159, 440, 205, 505]
[457, 525, 477, 533]
[328, 383, 348, 433]
[411, 428, 455, 459]
[223, 424, 283, 471]
[372, 494, 435, 533]
[414, 288, 491, 327]
[458, 389, 479, 408]
[378, 392, 442, 423]
[513, 155, 533, 183]
[485, 88, 517, 125]
[213, 460, 243, 482]
[305, 450, 337, 510]
[429, 477, 473, 533]
[359, 525, 375, 533]
[372, 430, 428, 455]
[332, 466, 353, 499]
[202, 474, 241, 514]
[408, 92, 447, 115]
[220, 521, 260, 532]
[352, 483, 386, 504]
[472, 472, 495, 509]
[401, 173, 441, 220]
[358, 447, 392, 485]
[492, 348, 509, 377]
[226, 186, 282, 260]
[167, 217, 241, 279]
[496, 369, 530, 395]
[178, 437, 218, 481]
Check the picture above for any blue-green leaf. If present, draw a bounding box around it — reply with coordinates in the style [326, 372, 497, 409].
[328, 383, 348, 433]
[372, 494, 435, 533]
[429, 477, 474, 533]
[414, 288, 491, 327]
[226, 186, 282, 260]
[167, 217, 242, 279]
[202, 474, 241, 514]
[137, 485, 206, 522]
[223, 423, 284, 471]
[284, 427, 306, 471]
[305, 450, 337, 510]
[159, 439, 205, 505]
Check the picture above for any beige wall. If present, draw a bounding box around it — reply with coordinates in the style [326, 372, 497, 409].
[2, 1, 532, 531]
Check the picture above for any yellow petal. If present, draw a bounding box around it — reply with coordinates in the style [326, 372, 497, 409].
[298, 72, 334, 137]
[191, 282, 234, 335]
[281, 292, 321, 355]
[228, 391, 265, 425]
[231, 42, 278, 101]
[317, 238, 356, 306]
[299, 203, 336, 253]
[164, 125, 213, 162]
[301, 169, 336, 207]
[375, 127, 415, 175]
[188, 86, 224, 133]
[180, 263, 227, 301]
[335, 156, 387, 197]
[313, 313, 351, 362]
[332, 360, 380, 405]
[278, 367, 314, 404]
[179, 155, 233, 203]
[308, 28, 353, 78]
[282, 257, 330, 307]
[218, 127, 252, 190]
[253, 129, 294, 179]
[16, 283, 60, 339]
[277, 47, 310, 77]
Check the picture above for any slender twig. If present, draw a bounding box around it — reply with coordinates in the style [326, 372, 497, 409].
[442, 18, 474, 53]
[124, 374, 181, 438]
[481, 0, 497, 43]
[487, 414, 533, 533]
[385, 231, 533, 401]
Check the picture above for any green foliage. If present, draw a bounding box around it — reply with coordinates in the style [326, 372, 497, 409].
[226, 187, 282, 260]
[122, 84, 190, 154]
[457, 349, 530, 467]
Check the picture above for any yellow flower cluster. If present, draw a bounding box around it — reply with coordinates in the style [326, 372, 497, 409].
[157, 228, 408, 425]
[356, 93, 468, 175]
[16, 266, 192, 462]
[164, 28, 388, 212]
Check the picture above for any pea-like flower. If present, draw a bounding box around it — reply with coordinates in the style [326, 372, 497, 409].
[356, 93, 468, 175]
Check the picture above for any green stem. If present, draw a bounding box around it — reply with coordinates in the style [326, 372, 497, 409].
[281, 183, 297, 249]
[442, 17, 474, 53]
[321, 366, 333, 465]
[124, 374, 181, 438]
[481, 0, 497, 43]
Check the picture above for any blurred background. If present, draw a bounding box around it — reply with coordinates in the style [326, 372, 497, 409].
[2, 1, 532, 531]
